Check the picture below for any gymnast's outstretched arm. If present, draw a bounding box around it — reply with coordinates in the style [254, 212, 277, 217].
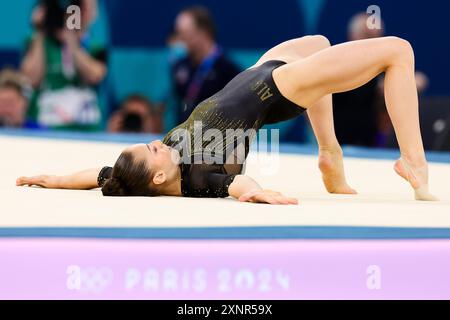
[228, 175, 298, 205]
[16, 168, 102, 190]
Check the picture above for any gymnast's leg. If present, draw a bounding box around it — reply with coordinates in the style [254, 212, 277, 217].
[273, 36, 437, 200]
[308, 94, 356, 194]
[256, 35, 356, 194]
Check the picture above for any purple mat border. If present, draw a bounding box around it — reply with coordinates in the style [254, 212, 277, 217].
[1, 238, 450, 300]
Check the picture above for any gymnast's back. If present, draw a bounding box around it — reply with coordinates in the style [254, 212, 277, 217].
[100, 60, 305, 198]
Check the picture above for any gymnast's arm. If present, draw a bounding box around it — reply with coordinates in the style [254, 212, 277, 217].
[228, 175, 298, 205]
[15, 167, 104, 190]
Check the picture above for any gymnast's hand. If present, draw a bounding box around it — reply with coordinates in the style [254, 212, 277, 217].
[16, 175, 60, 188]
[238, 189, 299, 205]
[228, 175, 298, 205]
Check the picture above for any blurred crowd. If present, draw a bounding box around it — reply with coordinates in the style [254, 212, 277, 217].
[0, 0, 437, 149]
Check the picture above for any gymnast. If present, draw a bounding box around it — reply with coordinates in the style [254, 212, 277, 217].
[16, 36, 438, 204]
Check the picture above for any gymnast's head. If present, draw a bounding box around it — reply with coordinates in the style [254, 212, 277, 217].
[101, 140, 180, 197]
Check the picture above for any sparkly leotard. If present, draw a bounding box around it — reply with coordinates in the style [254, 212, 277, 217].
[99, 60, 306, 198]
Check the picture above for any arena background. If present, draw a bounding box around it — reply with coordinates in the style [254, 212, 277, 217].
[0, 0, 448, 128]
[1, 0, 450, 300]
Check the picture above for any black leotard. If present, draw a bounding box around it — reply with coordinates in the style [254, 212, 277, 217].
[99, 60, 306, 197]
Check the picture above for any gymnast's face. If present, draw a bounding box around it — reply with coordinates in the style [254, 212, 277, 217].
[126, 140, 180, 185]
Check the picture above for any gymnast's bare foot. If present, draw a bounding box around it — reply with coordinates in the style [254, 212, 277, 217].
[318, 147, 357, 195]
[394, 157, 438, 201]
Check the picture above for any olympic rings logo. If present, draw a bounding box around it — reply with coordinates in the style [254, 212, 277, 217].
[67, 265, 114, 293]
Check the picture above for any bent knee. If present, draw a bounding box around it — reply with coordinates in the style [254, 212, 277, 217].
[310, 35, 331, 49]
[386, 36, 413, 51]
[385, 36, 415, 63]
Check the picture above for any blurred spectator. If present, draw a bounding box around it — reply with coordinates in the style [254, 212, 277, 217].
[0, 69, 32, 128]
[160, 28, 187, 133]
[107, 94, 164, 134]
[348, 12, 385, 41]
[21, 0, 107, 131]
[166, 28, 188, 67]
[172, 6, 241, 123]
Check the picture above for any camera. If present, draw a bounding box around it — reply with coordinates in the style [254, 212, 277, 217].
[121, 112, 145, 133]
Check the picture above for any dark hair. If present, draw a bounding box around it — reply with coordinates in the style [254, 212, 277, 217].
[40, 0, 82, 36]
[183, 6, 216, 40]
[101, 152, 159, 197]
[121, 94, 153, 111]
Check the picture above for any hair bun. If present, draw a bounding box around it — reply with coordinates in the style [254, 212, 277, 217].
[101, 177, 127, 196]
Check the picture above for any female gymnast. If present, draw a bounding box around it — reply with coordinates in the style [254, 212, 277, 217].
[16, 36, 437, 204]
